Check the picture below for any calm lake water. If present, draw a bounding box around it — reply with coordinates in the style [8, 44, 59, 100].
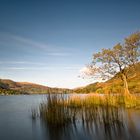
[0, 95, 140, 140]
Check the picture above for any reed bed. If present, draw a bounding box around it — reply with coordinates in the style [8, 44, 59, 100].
[32, 94, 140, 126]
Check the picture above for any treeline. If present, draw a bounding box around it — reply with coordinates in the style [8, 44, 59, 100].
[0, 87, 72, 95]
[19, 87, 72, 94]
[0, 88, 26, 95]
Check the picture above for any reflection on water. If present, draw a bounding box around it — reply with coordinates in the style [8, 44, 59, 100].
[0, 95, 140, 140]
[33, 94, 140, 140]
[36, 106, 140, 140]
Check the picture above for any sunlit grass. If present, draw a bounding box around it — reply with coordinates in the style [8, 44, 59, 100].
[32, 94, 140, 129]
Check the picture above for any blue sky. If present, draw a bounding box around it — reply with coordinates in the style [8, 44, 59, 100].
[0, 0, 140, 88]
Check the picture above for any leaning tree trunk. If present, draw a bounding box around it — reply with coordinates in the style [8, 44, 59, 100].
[122, 74, 130, 95]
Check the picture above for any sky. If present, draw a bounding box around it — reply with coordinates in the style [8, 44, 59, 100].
[0, 0, 140, 88]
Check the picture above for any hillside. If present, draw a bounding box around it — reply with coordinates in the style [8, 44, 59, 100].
[74, 63, 140, 94]
[1, 63, 140, 95]
[0, 79, 72, 95]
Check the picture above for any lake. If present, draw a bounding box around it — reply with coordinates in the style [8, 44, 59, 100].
[0, 95, 140, 140]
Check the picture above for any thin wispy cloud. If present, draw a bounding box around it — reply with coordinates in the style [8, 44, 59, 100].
[0, 32, 49, 50]
[0, 65, 82, 71]
[0, 32, 71, 57]
[0, 67, 50, 71]
[47, 52, 71, 56]
[0, 61, 47, 65]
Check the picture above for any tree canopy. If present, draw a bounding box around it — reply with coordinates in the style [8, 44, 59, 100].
[84, 32, 140, 94]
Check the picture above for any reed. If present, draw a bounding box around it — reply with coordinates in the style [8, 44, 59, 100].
[32, 94, 140, 127]
[39, 94, 72, 127]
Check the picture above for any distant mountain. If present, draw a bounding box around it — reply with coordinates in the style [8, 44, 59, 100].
[74, 63, 140, 94]
[0, 79, 72, 95]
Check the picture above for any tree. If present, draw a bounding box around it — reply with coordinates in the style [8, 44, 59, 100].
[85, 32, 140, 95]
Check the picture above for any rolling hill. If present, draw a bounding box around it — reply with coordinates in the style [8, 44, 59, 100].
[0, 79, 72, 95]
[1, 63, 140, 95]
[74, 63, 140, 94]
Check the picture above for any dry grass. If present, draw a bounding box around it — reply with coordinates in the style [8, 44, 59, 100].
[32, 94, 140, 128]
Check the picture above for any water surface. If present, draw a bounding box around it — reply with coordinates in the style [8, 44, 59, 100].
[0, 95, 140, 140]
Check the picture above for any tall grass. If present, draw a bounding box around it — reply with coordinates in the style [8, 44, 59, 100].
[31, 94, 140, 139]
[39, 94, 72, 127]
[32, 94, 140, 124]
